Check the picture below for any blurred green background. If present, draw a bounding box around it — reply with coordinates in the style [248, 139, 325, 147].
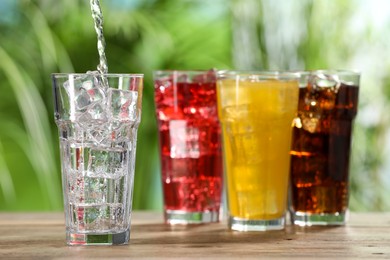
[1, 0, 389, 211]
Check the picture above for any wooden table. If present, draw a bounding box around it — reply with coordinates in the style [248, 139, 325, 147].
[0, 212, 389, 259]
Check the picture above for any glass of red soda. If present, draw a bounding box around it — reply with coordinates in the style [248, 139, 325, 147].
[153, 70, 223, 224]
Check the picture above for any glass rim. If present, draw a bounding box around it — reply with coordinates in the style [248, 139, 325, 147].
[293, 69, 361, 76]
[51, 73, 144, 78]
[217, 70, 300, 80]
[153, 69, 216, 75]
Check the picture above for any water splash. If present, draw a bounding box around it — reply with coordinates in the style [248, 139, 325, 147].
[90, 0, 108, 75]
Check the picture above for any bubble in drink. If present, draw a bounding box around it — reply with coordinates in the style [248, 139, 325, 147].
[108, 89, 139, 122]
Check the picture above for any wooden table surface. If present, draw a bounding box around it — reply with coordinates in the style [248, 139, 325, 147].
[0, 212, 389, 259]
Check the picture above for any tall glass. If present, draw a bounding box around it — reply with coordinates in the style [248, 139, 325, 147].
[217, 71, 299, 231]
[153, 70, 223, 224]
[52, 73, 143, 245]
[289, 70, 360, 226]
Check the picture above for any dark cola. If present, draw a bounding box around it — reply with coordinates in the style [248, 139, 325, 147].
[290, 80, 359, 214]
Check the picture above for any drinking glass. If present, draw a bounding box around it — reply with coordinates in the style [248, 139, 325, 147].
[217, 71, 299, 231]
[52, 72, 143, 245]
[153, 70, 223, 224]
[289, 70, 360, 226]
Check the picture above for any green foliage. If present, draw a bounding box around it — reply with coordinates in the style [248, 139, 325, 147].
[1, 0, 390, 212]
[0, 0, 232, 210]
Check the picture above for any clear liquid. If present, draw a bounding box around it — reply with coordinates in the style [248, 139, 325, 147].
[59, 122, 137, 234]
[90, 0, 108, 74]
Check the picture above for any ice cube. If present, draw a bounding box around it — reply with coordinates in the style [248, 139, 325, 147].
[87, 123, 109, 144]
[168, 120, 200, 159]
[73, 87, 106, 126]
[167, 73, 188, 83]
[69, 144, 95, 175]
[75, 89, 92, 110]
[87, 147, 127, 177]
[108, 89, 138, 121]
[86, 70, 110, 89]
[300, 112, 321, 133]
[154, 78, 171, 92]
[77, 111, 93, 123]
[317, 88, 337, 110]
[63, 77, 83, 97]
[89, 103, 104, 119]
[74, 203, 124, 231]
[186, 126, 200, 158]
[71, 204, 103, 231]
[88, 102, 107, 121]
[76, 86, 105, 109]
[109, 124, 133, 143]
[226, 125, 263, 164]
[88, 88, 105, 102]
[192, 69, 217, 83]
[62, 72, 108, 123]
[307, 73, 340, 111]
[63, 72, 101, 98]
[299, 73, 341, 133]
[82, 79, 94, 90]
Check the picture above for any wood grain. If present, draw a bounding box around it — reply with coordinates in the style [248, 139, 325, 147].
[0, 212, 389, 259]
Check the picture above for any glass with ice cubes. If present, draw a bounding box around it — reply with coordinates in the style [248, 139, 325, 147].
[52, 72, 143, 245]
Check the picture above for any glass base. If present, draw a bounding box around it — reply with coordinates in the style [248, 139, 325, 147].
[292, 211, 347, 226]
[165, 210, 220, 224]
[66, 229, 130, 245]
[229, 216, 285, 231]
